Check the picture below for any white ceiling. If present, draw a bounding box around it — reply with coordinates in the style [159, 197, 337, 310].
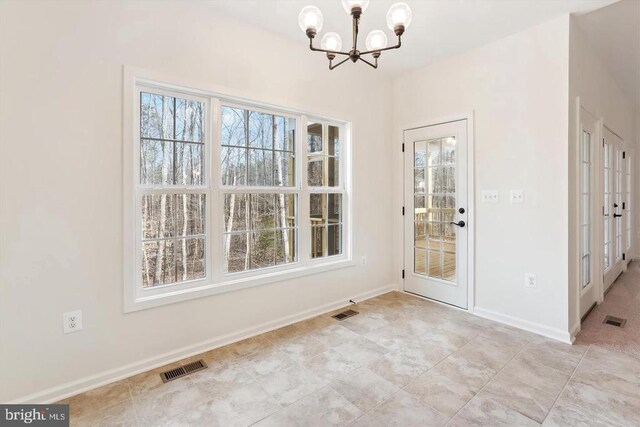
[576, 0, 640, 109]
[206, 0, 617, 75]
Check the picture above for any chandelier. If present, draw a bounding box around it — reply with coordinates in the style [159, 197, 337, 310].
[299, 1, 412, 70]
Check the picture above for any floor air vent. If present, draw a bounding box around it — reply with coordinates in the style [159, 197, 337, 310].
[332, 309, 359, 321]
[603, 315, 627, 328]
[160, 359, 207, 383]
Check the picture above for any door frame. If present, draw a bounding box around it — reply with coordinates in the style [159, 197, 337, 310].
[399, 112, 475, 312]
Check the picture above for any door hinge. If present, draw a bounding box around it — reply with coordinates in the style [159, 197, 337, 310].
[402, 206, 405, 216]
[602, 138, 605, 147]
[402, 269, 405, 279]
[623, 151, 626, 159]
[602, 206, 605, 215]
[623, 202, 626, 210]
[623, 253, 626, 261]
[402, 143, 405, 152]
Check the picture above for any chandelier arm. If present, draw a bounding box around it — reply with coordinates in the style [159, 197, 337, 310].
[359, 56, 378, 69]
[309, 38, 350, 56]
[329, 56, 351, 70]
[359, 36, 402, 56]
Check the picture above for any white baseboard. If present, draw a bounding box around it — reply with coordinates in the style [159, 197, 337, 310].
[473, 307, 572, 344]
[11, 285, 395, 404]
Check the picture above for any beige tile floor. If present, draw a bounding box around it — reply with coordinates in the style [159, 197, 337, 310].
[60, 291, 640, 426]
[576, 260, 640, 357]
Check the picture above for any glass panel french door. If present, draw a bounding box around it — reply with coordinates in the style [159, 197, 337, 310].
[603, 143, 611, 270]
[603, 128, 626, 293]
[579, 107, 598, 320]
[404, 120, 468, 309]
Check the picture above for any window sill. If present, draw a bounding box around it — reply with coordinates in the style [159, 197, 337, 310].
[125, 257, 356, 313]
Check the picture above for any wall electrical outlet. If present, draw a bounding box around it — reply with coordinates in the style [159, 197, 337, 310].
[510, 190, 524, 204]
[361, 256, 367, 266]
[63, 310, 83, 334]
[525, 273, 536, 288]
[481, 190, 499, 203]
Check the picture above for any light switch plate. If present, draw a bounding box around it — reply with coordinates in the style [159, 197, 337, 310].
[510, 190, 524, 204]
[481, 190, 499, 203]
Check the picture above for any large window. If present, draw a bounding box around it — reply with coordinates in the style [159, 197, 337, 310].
[126, 79, 351, 311]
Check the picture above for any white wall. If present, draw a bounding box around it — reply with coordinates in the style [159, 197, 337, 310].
[0, 1, 394, 402]
[568, 18, 638, 335]
[392, 16, 571, 340]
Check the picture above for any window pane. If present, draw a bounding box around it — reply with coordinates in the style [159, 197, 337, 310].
[140, 92, 174, 140]
[428, 250, 442, 278]
[221, 107, 247, 147]
[221, 146, 247, 185]
[328, 224, 342, 256]
[175, 98, 204, 143]
[414, 168, 425, 193]
[142, 240, 176, 287]
[176, 237, 205, 281]
[175, 142, 204, 185]
[224, 232, 249, 273]
[142, 194, 175, 239]
[176, 194, 205, 237]
[415, 248, 426, 275]
[307, 122, 323, 152]
[249, 111, 273, 149]
[308, 158, 324, 186]
[311, 225, 325, 258]
[310, 193, 324, 224]
[251, 194, 276, 230]
[251, 231, 276, 269]
[328, 157, 339, 187]
[141, 139, 174, 185]
[249, 149, 274, 186]
[276, 229, 296, 264]
[328, 125, 340, 156]
[442, 137, 456, 165]
[427, 139, 441, 166]
[224, 193, 249, 232]
[328, 194, 342, 224]
[275, 151, 295, 187]
[276, 194, 296, 229]
[275, 116, 296, 152]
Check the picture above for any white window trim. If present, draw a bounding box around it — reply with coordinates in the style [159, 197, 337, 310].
[123, 68, 353, 313]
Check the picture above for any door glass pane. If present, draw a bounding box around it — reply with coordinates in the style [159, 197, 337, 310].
[603, 143, 611, 269]
[414, 136, 457, 282]
[580, 130, 591, 289]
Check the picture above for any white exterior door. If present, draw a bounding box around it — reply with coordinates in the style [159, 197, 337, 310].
[603, 128, 626, 293]
[403, 120, 468, 309]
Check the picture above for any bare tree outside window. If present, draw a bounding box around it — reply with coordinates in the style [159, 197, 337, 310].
[221, 106, 297, 273]
[140, 92, 206, 287]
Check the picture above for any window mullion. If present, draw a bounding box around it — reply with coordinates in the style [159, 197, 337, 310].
[210, 97, 222, 284]
[299, 115, 311, 265]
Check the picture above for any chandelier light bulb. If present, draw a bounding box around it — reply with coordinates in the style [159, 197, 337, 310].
[342, 0, 370, 14]
[386, 2, 412, 31]
[366, 30, 388, 51]
[321, 32, 343, 52]
[299, 5, 324, 34]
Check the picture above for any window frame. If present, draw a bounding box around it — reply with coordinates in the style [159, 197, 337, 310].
[124, 72, 353, 312]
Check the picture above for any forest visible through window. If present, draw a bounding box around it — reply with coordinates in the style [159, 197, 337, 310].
[136, 88, 347, 292]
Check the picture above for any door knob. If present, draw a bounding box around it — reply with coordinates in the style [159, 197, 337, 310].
[450, 220, 466, 227]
